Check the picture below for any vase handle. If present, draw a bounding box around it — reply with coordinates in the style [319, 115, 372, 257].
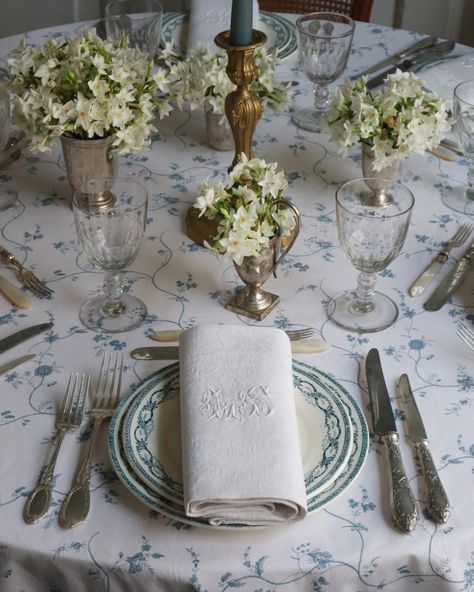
[272, 199, 300, 278]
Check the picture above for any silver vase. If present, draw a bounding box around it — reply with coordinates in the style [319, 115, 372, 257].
[361, 142, 402, 206]
[226, 200, 300, 320]
[60, 135, 117, 208]
[205, 110, 234, 152]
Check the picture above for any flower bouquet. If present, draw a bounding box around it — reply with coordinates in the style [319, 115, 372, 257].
[323, 69, 450, 171]
[7, 28, 180, 154]
[194, 154, 297, 265]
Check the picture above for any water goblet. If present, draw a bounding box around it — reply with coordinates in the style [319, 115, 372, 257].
[73, 176, 148, 333]
[444, 79, 474, 215]
[105, 0, 163, 60]
[292, 12, 354, 133]
[328, 178, 414, 333]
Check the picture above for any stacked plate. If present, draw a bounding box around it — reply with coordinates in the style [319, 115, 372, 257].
[161, 11, 298, 60]
[108, 359, 369, 529]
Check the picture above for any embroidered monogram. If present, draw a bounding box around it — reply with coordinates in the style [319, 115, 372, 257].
[199, 385, 276, 419]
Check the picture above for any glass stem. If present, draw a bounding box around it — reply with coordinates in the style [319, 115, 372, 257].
[313, 84, 329, 112]
[467, 162, 474, 200]
[102, 271, 125, 317]
[354, 272, 377, 313]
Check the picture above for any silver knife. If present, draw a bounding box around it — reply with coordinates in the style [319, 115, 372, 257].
[366, 40, 455, 89]
[0, 322, 53, 355]
[424, 239, 474, 311]
[0, 353, 35, 375]
[398, 374, 451, 524]
[353, 35, 438, 78]
[366, 348, 418, 532]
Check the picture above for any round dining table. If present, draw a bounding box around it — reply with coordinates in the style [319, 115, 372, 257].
[0, 13, 473, 592]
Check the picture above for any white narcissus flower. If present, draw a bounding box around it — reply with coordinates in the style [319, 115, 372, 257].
[6, 28, 179, 154]
[323, 69, 451, 170]
[193, 157, 296, 265]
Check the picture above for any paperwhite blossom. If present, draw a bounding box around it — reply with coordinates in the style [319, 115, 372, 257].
[172, 45, 293, 116]
[7, 28, 180, 154]
[323, 70, 451, 170]
[194, 156, 296, 265]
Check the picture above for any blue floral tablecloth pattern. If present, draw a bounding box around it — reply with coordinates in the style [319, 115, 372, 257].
[0, 18, 473, 592]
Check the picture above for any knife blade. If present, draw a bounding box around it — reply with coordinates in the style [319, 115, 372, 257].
[398, 374, 451, 524]
[424, 239, 474, 311]
[0, 322, 53, 355]
[131, 339, 329, 360]
[353, 35, 438, 79]
[365, 348, 418, 532]
[366, 40, 455, 89]
[0, 353, 35, 375]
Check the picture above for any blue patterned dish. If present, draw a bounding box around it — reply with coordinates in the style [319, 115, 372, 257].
[121, 359, 353, 502]
[108, 360, 369, 529]
[161, 11, 297, 60]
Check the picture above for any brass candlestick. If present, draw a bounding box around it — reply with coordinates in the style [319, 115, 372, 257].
[185, 29, 267, 246]
[215, 29, 267, 170]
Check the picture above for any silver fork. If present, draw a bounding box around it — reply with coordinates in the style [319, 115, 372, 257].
[457, 323, 474, 351]
[409, 223, 474, 297]
[59, 352, 123, 528]
[0, 246, 54, 297]
[150, 327, 315, 342]
[24, 373, 89, 524]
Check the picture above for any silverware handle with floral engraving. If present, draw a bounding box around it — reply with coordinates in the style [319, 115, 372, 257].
[415, 440, 451, 524]
[382, 432, 418, 532]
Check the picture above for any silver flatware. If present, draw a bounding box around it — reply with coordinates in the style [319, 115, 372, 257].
[131, 339, 329, 360]
[365, 348, 418, 532]
[0, 353, 35, 375]
[409, 223, 473, 297]
[60, 353, 123, 528]
[0, 246, 54, 297]
[457, 322, 474, 351]
[354, 36, 438, 79]
[23, 373, 89, 524]
[424, 238, 474, 311]
[0, 135, 30, 169]
[0, 322, 53, 355]
[398, 374, 451, 524]
[150, 327, 315, 342]
[366, 40, 455, 89]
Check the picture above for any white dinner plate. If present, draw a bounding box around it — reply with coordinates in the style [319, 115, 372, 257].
[161, 11, 297, 60]
[413, 52, 473, 102]
[108, 360, 369, 529]
[121, 360, 353, 502]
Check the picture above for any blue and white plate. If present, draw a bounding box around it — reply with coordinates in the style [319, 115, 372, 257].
[161, 11, 297, 60]
[121, 360, 353, 502]
[108, 360, 369, 529]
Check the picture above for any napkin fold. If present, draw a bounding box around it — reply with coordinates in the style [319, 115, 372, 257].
[179, 324, 308, 526]
[186, 0, 260, 56]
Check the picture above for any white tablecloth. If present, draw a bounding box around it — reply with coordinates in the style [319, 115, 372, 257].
[0, 16, 473, 592]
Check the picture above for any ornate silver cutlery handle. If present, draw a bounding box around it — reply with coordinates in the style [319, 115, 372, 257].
[382, 433, 418, 532]
[415, 440, 451, 524]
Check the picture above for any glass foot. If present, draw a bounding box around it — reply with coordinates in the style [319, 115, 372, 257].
[327, 290, 399, 333]
[292, 108, 323, 132]
[80, 294, 147, 333]
[441, 182, 474, 215]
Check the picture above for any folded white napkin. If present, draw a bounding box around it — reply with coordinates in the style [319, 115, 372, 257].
[179, 324, 308, 526]
[186, 0, 260, 56]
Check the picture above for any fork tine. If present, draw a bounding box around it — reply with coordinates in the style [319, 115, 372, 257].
[112, 353, 123, 407]
[286, 328, 315, 340]
[60, 373, 76, 420]
[24, 273, 54, 296]
[457, 323, 474, 351]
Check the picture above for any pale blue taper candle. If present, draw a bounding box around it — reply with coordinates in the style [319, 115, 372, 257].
[229, 0, 253, 46]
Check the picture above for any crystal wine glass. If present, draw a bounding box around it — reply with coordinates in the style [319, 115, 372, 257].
[328, 178, 414, 333]
[292, 12, 354, 133]
[445, 79, 474, 215]
[73, 176, 148, 333]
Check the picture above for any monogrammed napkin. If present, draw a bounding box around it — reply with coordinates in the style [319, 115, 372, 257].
[186, 0, 260, 56]
[179, 324, 308, 526]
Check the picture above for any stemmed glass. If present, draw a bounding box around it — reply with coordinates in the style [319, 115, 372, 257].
[328, 178, 414, 333]
[444, 80, 474, 215]
[73, 176, 148, 333]
[105, 0, 163, 60]
[292, 12, 354, 133]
